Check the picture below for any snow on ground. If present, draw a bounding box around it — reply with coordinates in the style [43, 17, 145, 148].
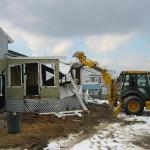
[44, 132, 83, 150]
[87, 99, 109, 105]
[44, 99, 150, 150]
[71, 114, 150, 150]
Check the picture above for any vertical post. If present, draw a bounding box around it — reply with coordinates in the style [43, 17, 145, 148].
[23, 64, 26, 96]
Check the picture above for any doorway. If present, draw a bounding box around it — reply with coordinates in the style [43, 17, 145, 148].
[25, 63, 39, 96]
[0, 75, 5, 109]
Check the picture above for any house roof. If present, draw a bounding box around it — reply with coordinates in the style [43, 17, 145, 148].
[83, 67, 100, 75]
[6, 55, 66, 60]
[8, 50, 27, 57]
[0, 28, 13, 43]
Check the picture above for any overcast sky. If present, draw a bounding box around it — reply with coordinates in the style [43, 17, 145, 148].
[1, 0, 150, 73]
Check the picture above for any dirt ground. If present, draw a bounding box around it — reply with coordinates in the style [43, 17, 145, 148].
[0, 104, 122, 149]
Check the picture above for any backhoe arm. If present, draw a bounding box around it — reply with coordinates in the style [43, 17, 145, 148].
[73, 51, 117, 106]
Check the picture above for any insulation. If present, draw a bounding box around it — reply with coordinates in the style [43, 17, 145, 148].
[60, 83, 74, 99]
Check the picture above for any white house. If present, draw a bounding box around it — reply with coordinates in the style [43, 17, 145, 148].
[81, 67, 102, 84]
[0, 28, 13, 58]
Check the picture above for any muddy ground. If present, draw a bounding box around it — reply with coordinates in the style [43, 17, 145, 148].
[1, 103, 148, 150]
[0, 103, 123, 149]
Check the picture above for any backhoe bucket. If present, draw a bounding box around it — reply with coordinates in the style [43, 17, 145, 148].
[113, 103, 123, 116]
[72, 51, 85, 58]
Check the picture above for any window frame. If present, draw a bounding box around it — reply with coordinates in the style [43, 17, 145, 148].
[8, 64, 23, 88]
[40, 63, 56, 87]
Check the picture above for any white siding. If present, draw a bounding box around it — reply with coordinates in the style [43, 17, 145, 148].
[0, 32, 8, 58]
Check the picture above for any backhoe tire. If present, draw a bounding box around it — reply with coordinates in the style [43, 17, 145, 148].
[124, 96, 144, 115]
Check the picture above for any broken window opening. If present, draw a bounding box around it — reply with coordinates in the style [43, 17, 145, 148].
[59, 74, 72, 86]
[41, 64, 55, 86]
[9, 65, 22, 86]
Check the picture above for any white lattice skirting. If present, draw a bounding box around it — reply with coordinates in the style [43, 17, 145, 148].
[24, 96, 82, 113]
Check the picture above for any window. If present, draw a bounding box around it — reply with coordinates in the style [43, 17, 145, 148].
[137, 74, 147, 88]
[9, 65, 22, 86]
[123, 75, 130, 89]
[0, 76, 2, 96]
[41, 64, 55, 86]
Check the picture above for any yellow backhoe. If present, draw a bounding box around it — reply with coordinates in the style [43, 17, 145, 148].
[73, 51, 150, 116]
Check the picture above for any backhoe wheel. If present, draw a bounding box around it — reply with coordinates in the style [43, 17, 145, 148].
[124, 96, 144, 115]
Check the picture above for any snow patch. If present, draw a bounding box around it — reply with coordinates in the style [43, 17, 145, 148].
[71, 114, 150, 150]
[88, 99, 109, 105]
[44, 109, 150, 150]
[44, 132, 83, 150]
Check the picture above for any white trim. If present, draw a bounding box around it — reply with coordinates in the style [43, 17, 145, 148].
[39, 110, 83, 118]
[38, 62, 40, 95]
[39, 63, 42, 88]
[0, 28, 13, 43]
[8, 64, 22, 87]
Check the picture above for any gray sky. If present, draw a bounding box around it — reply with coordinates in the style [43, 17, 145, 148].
[1, 0, 150, 37]
[1, 0, 150, 73]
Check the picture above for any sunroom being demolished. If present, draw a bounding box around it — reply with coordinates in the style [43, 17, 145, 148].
[0, 56, 88, 113]
[0, 28, 87, 113]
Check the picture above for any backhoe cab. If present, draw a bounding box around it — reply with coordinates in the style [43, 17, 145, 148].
[119, 71, 150, 115]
